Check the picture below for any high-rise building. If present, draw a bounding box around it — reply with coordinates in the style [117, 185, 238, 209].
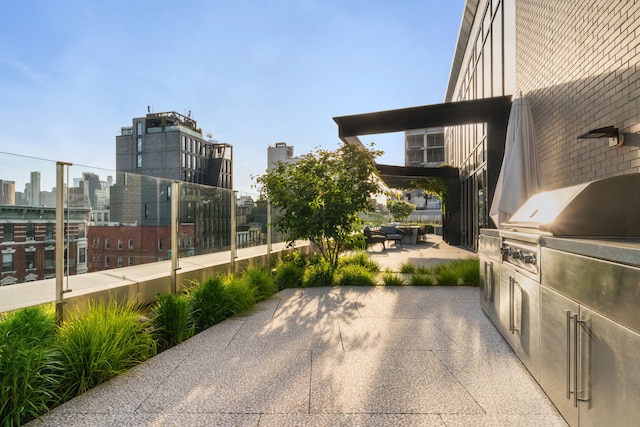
[0, 180, 15, 205]
[267, 142, 299, 169]
[24, 171, 41, 207]
[116, 111, 232, 189]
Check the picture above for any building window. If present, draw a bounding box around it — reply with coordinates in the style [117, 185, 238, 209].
[128, 257, 133, 266]
[44, 250, 54, 269]
[128, 239, 134, 249]
[104, 212, 109, 222]
[136, 122, 143, 135]
[137, 154, 142, 168]
[79, 247, 86, 264]
[2, 252, 14, 272]
[158, 239, 163, 250]
[137, 137, 143, 152]
[117, 239, 122, 249]
[117, 256, 123, 268]
[3, 224, 14, 242]
[105, 238, 110, 249]
[26, 250, 35, 269]
[105, 256, 110, 267]
[46, 223, 53, 240]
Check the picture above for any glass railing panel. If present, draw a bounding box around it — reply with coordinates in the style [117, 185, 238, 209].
[63, 164, 175, 290]
[236, 191, 267, 249]
[0, 152, 59, 286]
[177, 182, 233, 258]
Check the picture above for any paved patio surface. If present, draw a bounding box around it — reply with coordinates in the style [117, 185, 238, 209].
[30, 237, 567, 426]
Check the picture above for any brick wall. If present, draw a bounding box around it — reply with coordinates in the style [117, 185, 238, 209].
[516, 0, 640, 190]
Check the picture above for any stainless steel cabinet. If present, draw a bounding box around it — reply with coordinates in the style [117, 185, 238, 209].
[540, 285, 580, 426]
[541, 285, 640, 426]
[500, 268, 540, 380]
[578, 306, 640, 427]
[480, 255, 499, 323]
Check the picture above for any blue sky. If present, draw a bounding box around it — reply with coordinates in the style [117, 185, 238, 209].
[1, 0, 465, 193]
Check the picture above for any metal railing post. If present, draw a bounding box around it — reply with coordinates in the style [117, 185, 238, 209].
[230, 190, 237, 274]
[267, 199, 272, 265]
[55, 161, 72, 325]
[170, 181, 180, 294]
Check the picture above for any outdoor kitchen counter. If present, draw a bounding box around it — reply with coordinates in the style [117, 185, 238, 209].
[541, 237, 640, 268]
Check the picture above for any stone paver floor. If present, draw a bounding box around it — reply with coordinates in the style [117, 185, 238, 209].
[31, 284, 566, 426]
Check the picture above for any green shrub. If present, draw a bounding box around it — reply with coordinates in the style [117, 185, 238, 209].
[303, 259, 335, 287]
[56, 300, 156, 399]
[222, 274, 257, 316]
[273, 260, 305, 290]
[338, 251, 380, 273]
[344, 234, 366, 250]
[399, 263, 417, 274]
[188, 276, 232, 331]
[0, 305, 61, 425]
[435, 268, 459, 285]
[335, 264, 376, 286]
[242, 266, 278, 301]
[451, 258, 480, 286]
[381, 272, 406, 286]
[280, 251, 307, 268]
[151, 293, 194, 352]
[410, 274, 436, 286]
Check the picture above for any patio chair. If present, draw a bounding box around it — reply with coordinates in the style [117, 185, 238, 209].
[380, 225, 404, 249]
[363, 227, 386, 250]
[417, 225, 430, 243]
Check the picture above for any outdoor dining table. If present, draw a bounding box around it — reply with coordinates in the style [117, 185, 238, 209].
[396, 225, 420, 245]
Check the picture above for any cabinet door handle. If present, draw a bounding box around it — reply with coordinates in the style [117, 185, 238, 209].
[509, 277, 514, 333]
[487, 262, 493, 301]
[566, 310, 572, 400]
[574, 315, 590, 406]
[483, 262, 489, 301]
[573, 313, 579, 408]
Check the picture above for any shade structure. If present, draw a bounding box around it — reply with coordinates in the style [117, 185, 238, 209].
[489, 96, 541, 227]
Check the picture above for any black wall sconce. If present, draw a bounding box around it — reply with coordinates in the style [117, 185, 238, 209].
[578, 126, 624, 147]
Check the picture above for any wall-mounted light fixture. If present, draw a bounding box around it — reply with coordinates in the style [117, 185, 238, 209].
[578, 126, 624, 147]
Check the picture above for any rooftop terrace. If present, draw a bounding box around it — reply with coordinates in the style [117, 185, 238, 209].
[29, 236, 567, 427]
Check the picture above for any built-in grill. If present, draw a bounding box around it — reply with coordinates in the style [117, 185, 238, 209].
[497, 173, 640, 279]
[480, 173, 640, 427]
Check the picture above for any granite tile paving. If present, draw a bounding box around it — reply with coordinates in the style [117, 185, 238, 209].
[30, 238, 567, 426]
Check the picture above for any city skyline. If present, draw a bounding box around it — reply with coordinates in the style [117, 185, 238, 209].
[0, 0, 465, 193]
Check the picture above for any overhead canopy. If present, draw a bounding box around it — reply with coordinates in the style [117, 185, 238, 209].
[333, 96, 512, 189]
[334, 96, 512, 139]
[376, 164, 458, 189]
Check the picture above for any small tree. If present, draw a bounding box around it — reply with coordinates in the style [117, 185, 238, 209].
[386, 199, 415, 223]
[257, 142, 382, 269]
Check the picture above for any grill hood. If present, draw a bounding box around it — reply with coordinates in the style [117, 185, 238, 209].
[502, 173, 640, 237]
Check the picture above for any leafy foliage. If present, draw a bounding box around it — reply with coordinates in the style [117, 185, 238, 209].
[386, 199, 415, 222]
[273, 260, 305, 290]
[381, 272, 407, 286]
[152, 293, 195, 352]
[303, 258, 335, 287]
[0, 305, 61, 426]
[257, 142, 382, 269]
[338, 251, 380, 273]
[222, 274, 257, 316]
[412, 174, 449, 215]
[56, 300, 156, 399]
[188, 277, 234, 331]
[242, 266, 278, 301]
[334, 264, 376, 286]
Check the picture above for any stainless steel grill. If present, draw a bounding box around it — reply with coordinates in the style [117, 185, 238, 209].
[480, 173, 640, 427]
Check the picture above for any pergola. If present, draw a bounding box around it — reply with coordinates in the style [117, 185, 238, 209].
[333, 95, 512, 245]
